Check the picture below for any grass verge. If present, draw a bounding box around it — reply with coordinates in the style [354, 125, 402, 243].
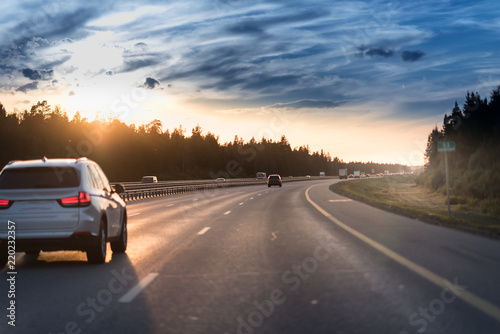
[330, 175, 500, 240]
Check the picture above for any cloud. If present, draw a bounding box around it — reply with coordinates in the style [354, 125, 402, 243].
[227, 22, 265, 36]
[401, 50, 426, 62]
[16, 81, 39, 93]
[22, 68, 54, 81]
[365, 47, 395, 59]
[163, 45, 253, 90]
[226, 7, 329, 34]
[267, 99, 347, 109]
[120, 57, 161, 73]
[243, 74, 302, 91]
[39, 55, 72, 70]
[134, 42, 148, 51]
[25, 37, 49, 54]
[143, 77, 160, 89]
[6, 7, 100, 51]
[68, 91, 76, 96]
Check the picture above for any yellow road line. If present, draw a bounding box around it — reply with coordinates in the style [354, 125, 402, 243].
[305, 185, 500, 322]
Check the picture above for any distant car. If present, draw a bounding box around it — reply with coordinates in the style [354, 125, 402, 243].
[348, 174, 354, 178]
[255, 172, 266, 180]
[141, 176, 158, 183]
[216, 178, 225, 182]
[305, 175, 311, 178]
[0, 158, 127, 266]
[267, 174, 282, 187]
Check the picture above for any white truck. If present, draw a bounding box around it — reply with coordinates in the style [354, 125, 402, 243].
[338, 169, 347, 179]
[354, 171, 361, 178]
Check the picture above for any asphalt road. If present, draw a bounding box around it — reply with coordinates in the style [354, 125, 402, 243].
[2, 179, 500, 334]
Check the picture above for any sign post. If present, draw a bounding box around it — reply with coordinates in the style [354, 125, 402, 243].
[437, 141, 456, 217]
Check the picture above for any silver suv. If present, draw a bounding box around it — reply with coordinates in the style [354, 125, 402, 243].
[0, 158, 127, 265]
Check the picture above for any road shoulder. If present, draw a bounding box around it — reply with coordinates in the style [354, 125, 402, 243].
[329, 180, 500, 241]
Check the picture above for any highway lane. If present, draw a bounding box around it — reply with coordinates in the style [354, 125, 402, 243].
[1, 179, 500, 333]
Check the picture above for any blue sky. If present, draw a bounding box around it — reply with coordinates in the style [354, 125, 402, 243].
[1, 0, 499, 165]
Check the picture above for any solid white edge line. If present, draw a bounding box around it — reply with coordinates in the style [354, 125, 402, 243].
[128, 213, 141, 217]
[118, 273, 159, 303]
[198, 227, 211, 235]
[305, 185, 500, 322]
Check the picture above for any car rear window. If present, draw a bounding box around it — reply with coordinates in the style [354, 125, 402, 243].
[0, 167, 80, 189]
[269, 176, 280, 180]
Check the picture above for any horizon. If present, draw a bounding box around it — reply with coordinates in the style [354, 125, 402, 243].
[1, 1, 499, 166]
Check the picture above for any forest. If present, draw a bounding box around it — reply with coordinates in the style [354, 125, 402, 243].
[0, 101, 405, 181]
[419, 86, 500, 214]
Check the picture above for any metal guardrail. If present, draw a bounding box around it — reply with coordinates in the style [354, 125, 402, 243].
[115, 180, 263, 202]
[113, 176, 337, 202]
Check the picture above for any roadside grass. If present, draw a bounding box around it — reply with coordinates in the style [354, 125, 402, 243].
[329, 175, 500, 239]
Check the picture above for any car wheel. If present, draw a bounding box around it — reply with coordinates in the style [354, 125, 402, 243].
[87, 220, 107, 264]
[111, 212, 127, 253]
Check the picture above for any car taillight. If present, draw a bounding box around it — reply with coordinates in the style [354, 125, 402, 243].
[58, 192, 91, 207]
[0, 199, 13, 209]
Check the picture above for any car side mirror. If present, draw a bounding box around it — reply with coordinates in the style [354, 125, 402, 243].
[113, 183, 126, 194]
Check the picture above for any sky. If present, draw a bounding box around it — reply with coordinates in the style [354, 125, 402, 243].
[1, 0, 500, 166]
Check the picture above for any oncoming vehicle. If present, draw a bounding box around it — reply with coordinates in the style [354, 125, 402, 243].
[0, 157, 127, 266]
[216, 177, 225, 187]
[256, 172, 266, 180]
[141, 175, 158, 183]
[267, 174, 282, 187]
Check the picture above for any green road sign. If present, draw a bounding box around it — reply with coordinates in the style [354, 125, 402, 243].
[437, 141, 456, 152]
[438, 141, 455, 217]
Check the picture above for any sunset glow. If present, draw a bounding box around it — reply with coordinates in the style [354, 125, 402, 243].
[1, 0, 499, 165]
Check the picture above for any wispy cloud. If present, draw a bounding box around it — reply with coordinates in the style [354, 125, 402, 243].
[22, 68, 54, 81]
[0, 0, 499, 162]
[267, 99, 349, 109]
[16, 81, 38, 93]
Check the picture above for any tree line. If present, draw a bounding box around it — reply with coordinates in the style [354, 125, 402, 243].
[420, 86, 500, 213]
[0, 101, 405, 181]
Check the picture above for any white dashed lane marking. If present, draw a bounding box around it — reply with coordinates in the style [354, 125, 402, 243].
[198, 227, 211, 235]
[118, 273, 159, 303]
